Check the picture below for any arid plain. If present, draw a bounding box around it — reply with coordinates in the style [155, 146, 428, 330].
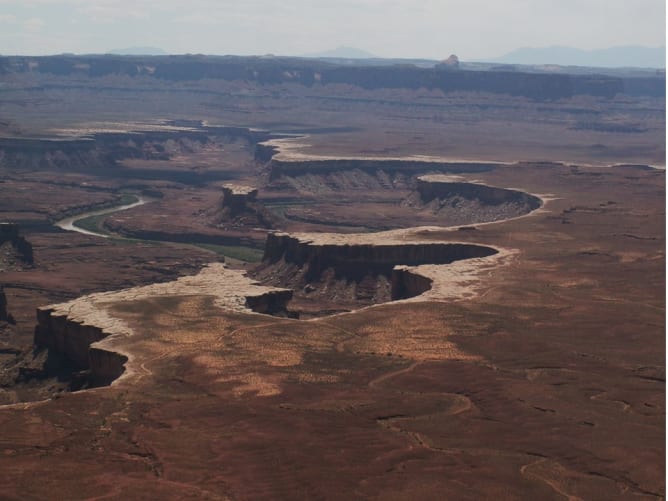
[0, 55, 664, 499]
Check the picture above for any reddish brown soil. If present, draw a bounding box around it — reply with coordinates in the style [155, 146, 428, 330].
[0, 65, 663, 499]
[0, 162, 663, 500]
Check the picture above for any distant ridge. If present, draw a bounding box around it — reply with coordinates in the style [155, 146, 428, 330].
[108, 46, 167, 56]
[302, 46, 377, 59]
[484, 45, 666, 68]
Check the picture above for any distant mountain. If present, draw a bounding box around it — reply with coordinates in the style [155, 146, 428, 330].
[485, 46, 665, 69]
[302, 46, 377, 59]
[108, 47, 167, 56]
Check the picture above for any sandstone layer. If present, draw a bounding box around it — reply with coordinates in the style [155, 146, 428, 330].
[34, 264, 292, 385]
[221, 184, 259, 215]
[0, 223, 33, 266]
[0, 51, 663, 500]
[0, 286, 10, 323]
[253, 228, 502, 316]
[416, 174, 542, 209]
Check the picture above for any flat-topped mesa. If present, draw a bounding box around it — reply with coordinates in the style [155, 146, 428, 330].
[254, 229, 499, 315]
[33, 264, 293, 387]
[264, 231, 497, 273]
[416, 175, 542, 208]
[0, 222, 34, 265]
[221, 184, 259, 215]
[217, 184, 274, 230]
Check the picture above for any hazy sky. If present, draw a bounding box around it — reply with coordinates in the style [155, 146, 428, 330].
[0, 0, 665, 59]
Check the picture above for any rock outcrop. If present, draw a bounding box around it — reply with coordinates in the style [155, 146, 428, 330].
[262, 231, 498, 276]
[213, 183, 273, 230]
[267, 157, 499, 181]
[391, 266, 433, 300]
[253, 229, 500, 314]
[0, 286, 12, 323]
[34, 264, 293, 387]
[221, 184, 259, 215]
[417, 175, 541, 207]
[0, 222, 34, 265]
[2, 54, 647, 98]
[436, 54, 460, 70]
[410, 175, 542, 224]
[245, 289, 295, 316]
[0, 124, 276, 182]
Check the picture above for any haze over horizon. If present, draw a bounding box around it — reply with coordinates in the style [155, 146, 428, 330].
[0, 0, 665, 61]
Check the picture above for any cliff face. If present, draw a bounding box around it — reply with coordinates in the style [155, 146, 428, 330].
[0, 222, 34, 265]
[34, 308, 127, 385]
[0, 137, 111, 172]
[245, 290, 294, 316]
[264, 232, 497, 275]
[32, 264, 294, 388]
[384, 175, 546, 227]
[254, 143, 280, 163]
[213, 184, 274, 231]
[254, 231, 498, 314]
[416, 176, 542, 209]
[0, 286, 10, 323]
[321, 66, 625, 99]
[391, 267, 433, 300]
[0, 125, 274, 182]
[87, 347, 129, 386]
[267, 158, 499, 181]
[2, 55, 657, 98]
[34, 307, 107, 369]
[221, 185, 259, 214]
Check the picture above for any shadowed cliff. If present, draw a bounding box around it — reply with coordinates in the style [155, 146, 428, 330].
[1, 54, 663, 98]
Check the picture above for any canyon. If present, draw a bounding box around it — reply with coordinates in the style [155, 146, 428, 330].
[0, 54, 664, 500]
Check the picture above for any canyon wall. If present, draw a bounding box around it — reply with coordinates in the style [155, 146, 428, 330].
[2, 55, 660, 98]
[244, 289, 294, 316]
[391, 267, 434, 300]
[0, 125, 274, 182]
[255, 143, 280, 163]
[253, 231, 502, 313]
[215, 184, 274, 231]
[0, 222, 34, 264]
[34, 307, 127, 385]
[0, 136, 111, 171]
[32, 264, 295, 387]
[416, 176, 542, 209]
[87, 347, 129, 386]
[0, 286, 10, 323]
[221, 185, 259, 215]
[34, 307, 108, 369]
[263, 232, 498, 280]
[268, 158, 499, 181]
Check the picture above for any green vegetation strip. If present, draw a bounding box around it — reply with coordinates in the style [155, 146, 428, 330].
[70, 194, 263, 263]
[193, 243, 264, 263]
[72, 213, 110, 233]
[117, 193, 141, 205]
[72, 194, 140, 234]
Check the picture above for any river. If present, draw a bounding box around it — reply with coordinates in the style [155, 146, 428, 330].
[54, 195, 150, 238]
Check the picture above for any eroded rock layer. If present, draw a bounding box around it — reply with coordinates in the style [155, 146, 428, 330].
[253, 229, 500, 315]
[406, 175, 543, 224]
[0, 222, 33, 267]
[416, 175, 542, 209]
[0, 286, 10, 323]
[221, 184, 259, 215]
[33, 264, 293, 386]
[268, 157, 499, 181]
